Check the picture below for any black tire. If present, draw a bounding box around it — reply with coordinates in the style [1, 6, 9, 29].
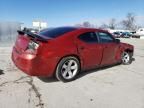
[121, 51, 132, 65]
[55, 56, 80, 82]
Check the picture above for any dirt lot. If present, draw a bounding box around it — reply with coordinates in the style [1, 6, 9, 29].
[0, 39, 144, 108]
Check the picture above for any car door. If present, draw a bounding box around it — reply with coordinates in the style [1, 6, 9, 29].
[96, 32, 119, 66]
[77, 32, 103, 69]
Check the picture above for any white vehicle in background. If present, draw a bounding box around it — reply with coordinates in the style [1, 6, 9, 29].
[134, 28, 144, 39]
[136, 28, 144, 35]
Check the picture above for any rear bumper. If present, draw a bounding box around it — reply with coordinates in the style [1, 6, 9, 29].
[12, 47, 57, 77]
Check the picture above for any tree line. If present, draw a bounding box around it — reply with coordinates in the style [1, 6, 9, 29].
[75, 13, 141, 31]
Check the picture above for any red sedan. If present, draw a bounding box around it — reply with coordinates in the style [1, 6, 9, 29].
[12, 27, 134, 82]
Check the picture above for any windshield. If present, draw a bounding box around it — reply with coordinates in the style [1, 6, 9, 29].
[38, 27, 77, 38]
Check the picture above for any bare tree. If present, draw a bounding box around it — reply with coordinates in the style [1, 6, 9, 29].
[99, 18, 117, 29]
[83, 21, 91, 28]
[109, 18, 117, 29]
[75, 24, 83, 27]
[75, 21, 95, 28]
[121, 13, 136, 30]
[99, 23, 108, 29]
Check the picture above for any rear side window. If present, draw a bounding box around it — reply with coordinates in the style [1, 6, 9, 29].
[39, 27, 77, 38]
[79, 32, 98, 43]
[97, 32, 114, 43]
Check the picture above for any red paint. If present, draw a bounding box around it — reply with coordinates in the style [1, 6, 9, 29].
[12, 27, 134, 77]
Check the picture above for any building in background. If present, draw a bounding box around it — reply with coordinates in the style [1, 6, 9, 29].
[0, 22, 23, 42]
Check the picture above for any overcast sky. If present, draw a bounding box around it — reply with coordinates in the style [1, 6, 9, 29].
[0, 0, 144, 27]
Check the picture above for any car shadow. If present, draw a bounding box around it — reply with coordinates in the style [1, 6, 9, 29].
[76, 63, 121, 80]
[37, 57, 135, 83]
[132, 58, 135, 62]
[0, 69, 4, 75]
[37, 64, 120, 83]
[37, 76, 58, 83]
[77, 57, 135, 80]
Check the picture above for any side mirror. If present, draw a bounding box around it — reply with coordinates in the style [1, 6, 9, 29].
[115, 39, 120, 43]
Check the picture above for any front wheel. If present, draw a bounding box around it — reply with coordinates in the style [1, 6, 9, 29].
[121, 51, 132, 65]
[55, 56, 80, 82]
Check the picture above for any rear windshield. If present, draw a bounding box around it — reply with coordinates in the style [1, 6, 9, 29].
[38, 27, 77, 38]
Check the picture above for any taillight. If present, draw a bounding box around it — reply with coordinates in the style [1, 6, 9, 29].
[28, 41, 39, 50]
[26, 41, 39, 54]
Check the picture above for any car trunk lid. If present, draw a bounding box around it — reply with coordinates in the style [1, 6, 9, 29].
[14, 30, 49, 54]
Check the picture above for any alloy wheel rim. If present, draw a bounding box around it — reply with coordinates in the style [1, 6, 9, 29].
[61, 60, 78, 79]
[122, 52, 130, 63]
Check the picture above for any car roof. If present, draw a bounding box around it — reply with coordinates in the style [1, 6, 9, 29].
[67, 26, 108, 32]
[41, 26, 108, 33]
[39, 27, 109, 39]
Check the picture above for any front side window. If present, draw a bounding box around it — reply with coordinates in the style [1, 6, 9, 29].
[97, 32, 114, 43]
[78, 32, 98, 43]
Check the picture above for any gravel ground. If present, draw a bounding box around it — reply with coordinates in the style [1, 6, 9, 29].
[0, 38, 144, 108]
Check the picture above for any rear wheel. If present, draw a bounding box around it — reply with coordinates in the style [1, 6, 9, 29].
[121, 51, 132, 65]
[56, 56, 80, 82]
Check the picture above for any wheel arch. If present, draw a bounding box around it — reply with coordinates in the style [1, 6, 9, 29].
[124, 48, 133, 53]
[53, 54, 82, 76]
[121, 48, 133, 65]
[123, 48, 134, 58]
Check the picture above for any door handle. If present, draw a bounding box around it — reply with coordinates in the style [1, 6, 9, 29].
[80, 46, 85, 50]
[105, 46, 108, 48]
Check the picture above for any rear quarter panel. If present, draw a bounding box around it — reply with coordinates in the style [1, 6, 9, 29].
[37, 31, 81, 72]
